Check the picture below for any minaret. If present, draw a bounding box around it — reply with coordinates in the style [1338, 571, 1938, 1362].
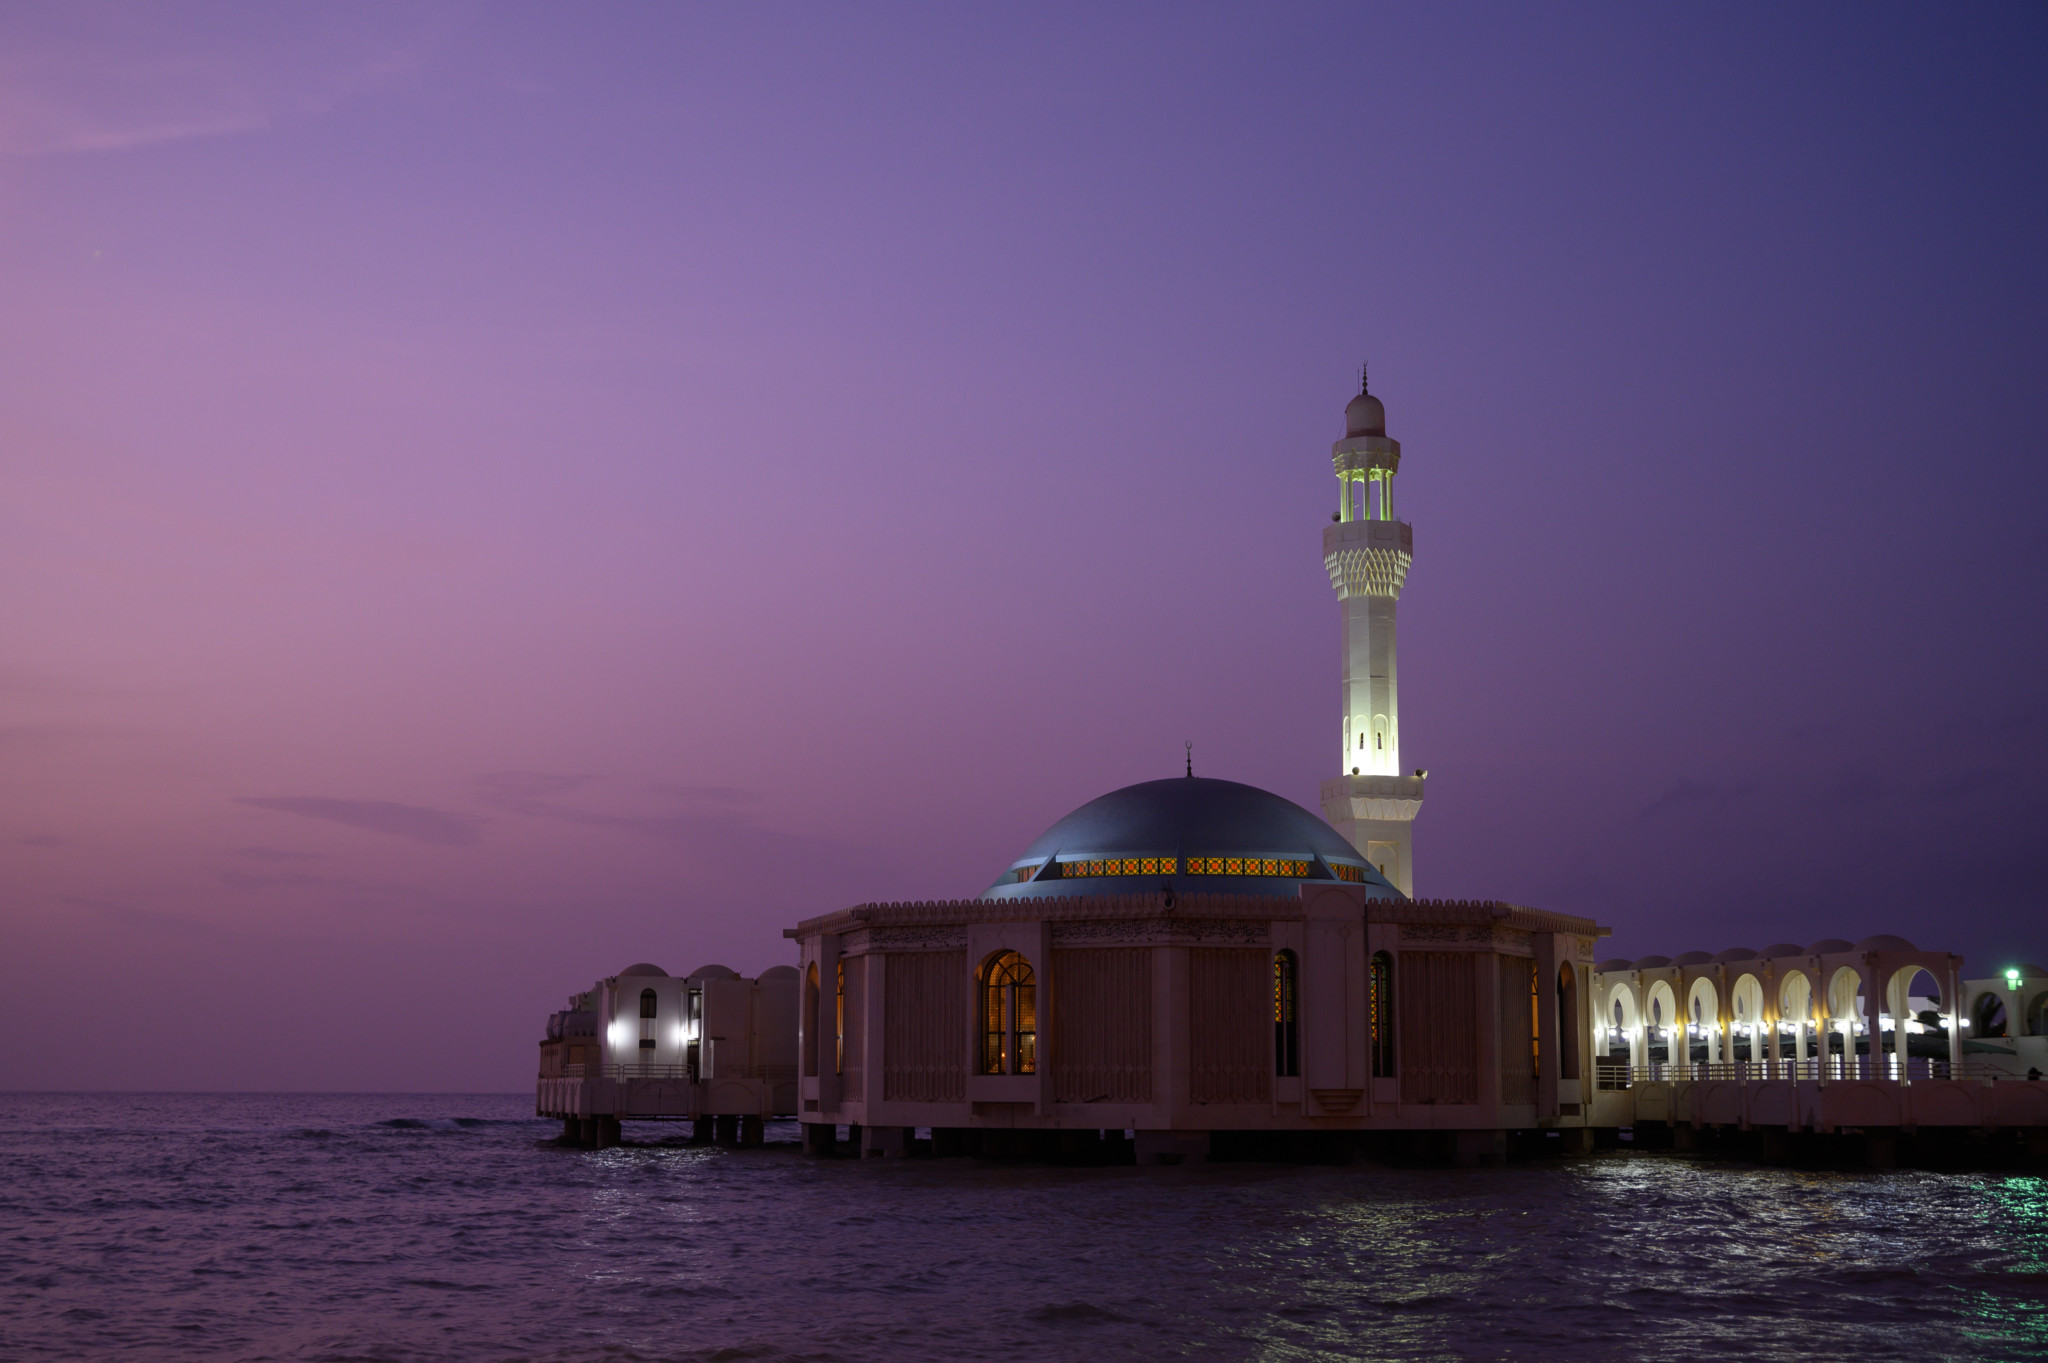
[1319, 366, 1424, 895]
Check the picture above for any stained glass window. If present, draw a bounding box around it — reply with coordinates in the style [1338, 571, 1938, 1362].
[1273, 951, 1300, 1077]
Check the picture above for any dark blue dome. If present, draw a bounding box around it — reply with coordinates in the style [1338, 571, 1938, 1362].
[981, 776, 1402, 900]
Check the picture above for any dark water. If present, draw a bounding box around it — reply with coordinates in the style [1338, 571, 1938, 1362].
[4, 1094, 2047, 1361]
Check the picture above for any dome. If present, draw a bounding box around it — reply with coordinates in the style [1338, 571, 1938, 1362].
[1760, 943, 1807, 958]
[617, 962, 667, 977]
[2004, 963, 2048, 980]
[686, 964, 739, 980]
[1632, 955, 1673, 968]
[1807, 939, 1854, 953]
[982, 776, 1399, 901]
[1597, 958, 1636, 973]
[1854, 934, 1918, 953]
[1714, 947, 1761, 962]
[1344, 392, 1386, 438]
[758, 965, 799, 982]
[1670, 951, 1714, 966]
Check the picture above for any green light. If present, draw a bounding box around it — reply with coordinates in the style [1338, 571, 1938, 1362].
[2008, 968, 2023, 988]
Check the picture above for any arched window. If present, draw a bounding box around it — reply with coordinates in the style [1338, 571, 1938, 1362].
[802, 963, 820, 1077]
[835, 961, 846, 1075]
[1529, 964, 1542, 1081]
[638, 988, 657, 1053]
[1972, 991, 2007, 1038]
[639, 989, 658, 1018]
[1556, 963, 1580, 1081]
[1370, 951, 1395, 1077]
[980, 951, 1037, 1075]
[1273, 951, 1300, 1077]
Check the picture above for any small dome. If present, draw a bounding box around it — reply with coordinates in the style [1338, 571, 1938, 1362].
[1597, 958, 1636, 973]
[1855, 934, 1918, 953]
[1760, 943, 1807, 957]
[1714, 947, 1761, 962]
[687, 964, 739, 980]
[1632, 955, 1673, 968]
[547, 1009, 597, 1040]
[1807, 939, 1855, 954]
[1344, 391, 1386, 438]
[1670, 951, 1715, 966]
[758, 965, 799, 982]
[2003, 963, 2048, 980]
[617, 962, 668, 977]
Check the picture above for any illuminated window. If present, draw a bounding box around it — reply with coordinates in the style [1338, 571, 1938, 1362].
[1530, 966, 1542, 1082]
[1370, 951, 1395, 1076]
[980, 951, 1037, 1075]
[1273, 951, 1300, 1077]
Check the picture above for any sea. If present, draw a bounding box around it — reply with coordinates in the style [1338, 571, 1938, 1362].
[3, 1092, 2045, 1361]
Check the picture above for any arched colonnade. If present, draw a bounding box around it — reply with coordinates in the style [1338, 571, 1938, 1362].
[1589, 936, 1962, 1082]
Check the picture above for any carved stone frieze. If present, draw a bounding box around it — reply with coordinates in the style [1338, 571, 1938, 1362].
[1401, 923, 1462, 943]
[867, 925, 968, 951]
[1051, 918, 1270, 946]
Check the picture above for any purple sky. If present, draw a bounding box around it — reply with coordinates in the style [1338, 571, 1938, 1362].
[4, 5, 2044, 1091]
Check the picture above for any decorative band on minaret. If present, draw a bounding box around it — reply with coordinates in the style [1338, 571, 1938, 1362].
[1319, 366, 1425, 896]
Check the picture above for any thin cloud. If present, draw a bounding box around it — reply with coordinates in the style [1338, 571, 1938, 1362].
[653, 783, 759, 806]
[472, 771, 595, 801]
[228, 846, 326, 862]
[234, 797, 481, 847]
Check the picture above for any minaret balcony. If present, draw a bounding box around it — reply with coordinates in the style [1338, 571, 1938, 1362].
[1320, 773, 1425, 824]
[1323, 518, 1412, 599]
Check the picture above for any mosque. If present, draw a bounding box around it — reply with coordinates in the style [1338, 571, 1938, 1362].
[540, 375, 2048, 1165]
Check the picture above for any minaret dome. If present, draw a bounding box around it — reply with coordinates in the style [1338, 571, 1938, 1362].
[1344, 392, 1385, 439]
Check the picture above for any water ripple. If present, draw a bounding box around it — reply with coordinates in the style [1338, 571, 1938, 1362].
[3, 1093, 2046, 1360]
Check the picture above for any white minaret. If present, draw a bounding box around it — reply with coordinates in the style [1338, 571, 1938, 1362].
[1319, 367, 1424, 895]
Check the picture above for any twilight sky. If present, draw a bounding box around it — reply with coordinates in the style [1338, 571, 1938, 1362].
[4, 4, 2045, 1091]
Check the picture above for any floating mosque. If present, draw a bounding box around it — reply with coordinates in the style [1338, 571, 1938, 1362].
[538, 374, 2048, 1165]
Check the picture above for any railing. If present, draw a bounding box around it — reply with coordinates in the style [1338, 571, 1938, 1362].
[551, 1063, 799, 1083]
[1609, 1057, 2028, 1085]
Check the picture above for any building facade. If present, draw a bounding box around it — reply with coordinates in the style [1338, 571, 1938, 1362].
[537, 961, 798, 1147]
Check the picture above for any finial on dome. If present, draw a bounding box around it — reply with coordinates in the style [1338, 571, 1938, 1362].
[1360, 361, 1369, 395]
[1185, 740, 1193, 778]
[1343, 371, 1386, 438]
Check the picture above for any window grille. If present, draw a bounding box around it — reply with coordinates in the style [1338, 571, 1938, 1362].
[1370, 951, 1396, 1077]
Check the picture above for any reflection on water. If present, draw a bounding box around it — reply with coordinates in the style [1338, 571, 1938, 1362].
[2, 1092, 2045, 1360]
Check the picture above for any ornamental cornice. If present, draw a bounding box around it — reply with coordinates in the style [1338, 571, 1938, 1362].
[1332, 434, 1400, 476]
[1321, 520, 1413, 601]
[1324, 546, 1411, 601]
[786, 893, 1606, 942]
